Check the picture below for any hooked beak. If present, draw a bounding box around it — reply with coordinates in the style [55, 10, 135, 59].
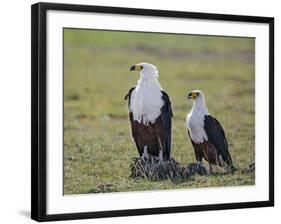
[130, 64, 143, 72]
[130, 65, 136, 71]
[187, 92, 197, 100]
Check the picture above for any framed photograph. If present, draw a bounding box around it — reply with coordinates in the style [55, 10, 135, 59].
[31, 2, 274, 222]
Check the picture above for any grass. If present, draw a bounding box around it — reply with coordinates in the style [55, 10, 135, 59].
[63, 29, 255, 195]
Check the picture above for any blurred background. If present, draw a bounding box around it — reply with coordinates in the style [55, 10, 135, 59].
[63, 29, 255, 194]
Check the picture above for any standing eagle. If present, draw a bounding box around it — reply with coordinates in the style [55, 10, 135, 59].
[186, 90, 234, 173]
[124, 63, 173, 161]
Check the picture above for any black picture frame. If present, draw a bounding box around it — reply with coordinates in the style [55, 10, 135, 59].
[31, 2, 274, 222]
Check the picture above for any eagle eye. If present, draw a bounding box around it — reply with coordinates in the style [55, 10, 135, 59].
[196, 93, 199, 96]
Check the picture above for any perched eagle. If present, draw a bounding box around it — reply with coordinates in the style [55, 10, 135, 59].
[186, 90, 234, 173]
[125, 63, 173, 161]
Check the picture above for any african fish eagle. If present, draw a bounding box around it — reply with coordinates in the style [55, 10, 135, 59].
[186, 90, 234, 173]
[124, 63, 173, 161]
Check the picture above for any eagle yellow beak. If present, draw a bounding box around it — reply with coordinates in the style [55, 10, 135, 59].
[188, 92, 198, 99]
[130, 64, 143, 72]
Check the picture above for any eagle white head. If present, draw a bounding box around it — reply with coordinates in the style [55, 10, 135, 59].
[130, 62, 159, 83]
[187, 90, 208, 114]
[188, 90, 205, 102]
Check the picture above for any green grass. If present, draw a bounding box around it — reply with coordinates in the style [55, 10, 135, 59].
[63, 29, 255, 195]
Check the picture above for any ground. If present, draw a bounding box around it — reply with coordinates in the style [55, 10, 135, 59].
[63, 29, 255, 194]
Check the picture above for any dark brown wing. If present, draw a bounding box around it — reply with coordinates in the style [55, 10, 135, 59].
[159, 91, 173, 160]
[204, 115, 233, 166]
[128, 112, 143, 156]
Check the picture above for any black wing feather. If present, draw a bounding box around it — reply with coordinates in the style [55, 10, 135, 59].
[160, 91, 173, 159]
[124, 87, 135, 105]
[204, 115, 232, 165]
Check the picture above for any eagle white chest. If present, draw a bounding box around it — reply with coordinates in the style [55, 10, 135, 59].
[186, 110, 208, 144]
[130, 85, 164, 125]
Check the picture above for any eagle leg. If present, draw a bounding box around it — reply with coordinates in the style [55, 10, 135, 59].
[157, 137, 164, 162]
[208, 163, 213, 175]
[141, 146, 149, 160]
